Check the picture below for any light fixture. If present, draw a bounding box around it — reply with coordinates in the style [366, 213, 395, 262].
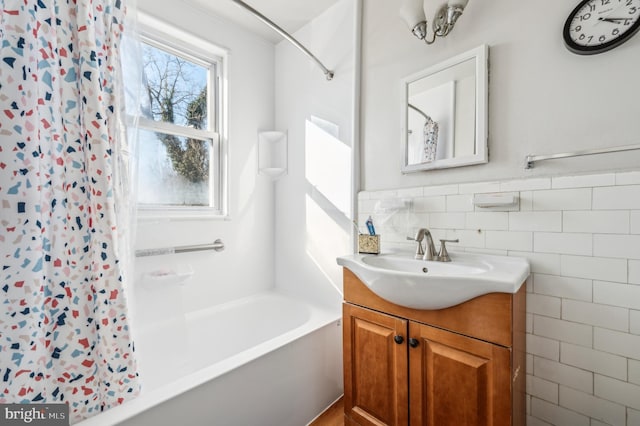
[400, 0, 469, 44]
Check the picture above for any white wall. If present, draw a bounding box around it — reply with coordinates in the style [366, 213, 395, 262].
[360, 1, 640, 424]
[133, 0, 276, 321]
[274, 0, 358, 309]
[362, 0, 640, 191]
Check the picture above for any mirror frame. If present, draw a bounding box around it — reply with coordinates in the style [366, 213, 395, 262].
[401, 44, 488, 173]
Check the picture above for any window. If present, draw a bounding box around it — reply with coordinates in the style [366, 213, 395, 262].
[127, 16, 227, 217]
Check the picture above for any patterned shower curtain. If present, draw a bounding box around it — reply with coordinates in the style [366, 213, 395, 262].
[0, 0, 140, 423]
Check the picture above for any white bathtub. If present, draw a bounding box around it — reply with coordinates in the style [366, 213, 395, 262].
[77, 291, 343, 426]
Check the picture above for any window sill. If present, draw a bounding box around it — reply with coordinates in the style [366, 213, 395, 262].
[136, 208, 230, 222]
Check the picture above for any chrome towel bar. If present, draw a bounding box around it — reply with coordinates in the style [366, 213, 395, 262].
[135, 239, 225, 257]
[525, 143, 640, 169]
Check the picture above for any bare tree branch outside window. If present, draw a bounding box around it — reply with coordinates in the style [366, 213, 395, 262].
[142, 44, 209, 184]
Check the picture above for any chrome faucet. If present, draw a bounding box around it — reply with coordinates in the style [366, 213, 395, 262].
[408, 229, 460, 261]
[407, 228, 437, 261]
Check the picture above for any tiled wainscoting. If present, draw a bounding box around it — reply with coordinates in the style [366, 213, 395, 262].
[358, 170, 640, 426]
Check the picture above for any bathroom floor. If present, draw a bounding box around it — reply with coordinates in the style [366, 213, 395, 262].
[310, 397, 344, 426]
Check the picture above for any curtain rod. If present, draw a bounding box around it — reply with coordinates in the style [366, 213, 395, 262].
[229, 0, 334, 81]
[408, 103, 430, 121]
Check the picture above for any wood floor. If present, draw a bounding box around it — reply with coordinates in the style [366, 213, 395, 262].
[309, 397, 344, 426]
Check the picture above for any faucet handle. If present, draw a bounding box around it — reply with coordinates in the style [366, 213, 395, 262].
[437, 239, 459, 262]
[407, 236, 425, 259]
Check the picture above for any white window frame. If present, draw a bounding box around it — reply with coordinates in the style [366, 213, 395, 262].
[133, 13, 228, 220]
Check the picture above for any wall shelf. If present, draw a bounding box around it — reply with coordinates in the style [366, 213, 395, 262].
[258, 131, 288, 179]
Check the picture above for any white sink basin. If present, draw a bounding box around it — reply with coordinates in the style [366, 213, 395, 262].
[337, 251, 529, 310]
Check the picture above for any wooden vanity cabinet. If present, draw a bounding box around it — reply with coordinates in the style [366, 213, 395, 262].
[342, 269, 526, 426]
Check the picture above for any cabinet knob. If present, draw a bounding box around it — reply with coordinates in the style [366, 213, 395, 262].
[394, 335, 404, 345]
[408, 338, 419, 348]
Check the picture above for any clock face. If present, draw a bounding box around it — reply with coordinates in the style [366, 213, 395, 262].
[564, 0, 640, 54]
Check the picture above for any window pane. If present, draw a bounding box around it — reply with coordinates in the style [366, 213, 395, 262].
[137, 129, 212, 207]
[142, 43, 209, 129]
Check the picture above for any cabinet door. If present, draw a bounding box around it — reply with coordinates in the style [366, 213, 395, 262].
[409, 322, 511, 426]
[343, 303, 409, 426]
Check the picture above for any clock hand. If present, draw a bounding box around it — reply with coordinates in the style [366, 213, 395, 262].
[598, 17, 633, 23]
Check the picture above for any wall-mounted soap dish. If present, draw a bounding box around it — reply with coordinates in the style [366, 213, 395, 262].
[142, 265, 194, 287]
[473, 193, 519, 208]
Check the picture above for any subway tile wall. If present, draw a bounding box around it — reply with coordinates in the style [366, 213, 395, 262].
[358, 170, 640, 426]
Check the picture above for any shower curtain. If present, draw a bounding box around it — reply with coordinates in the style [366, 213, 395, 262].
[0, 0, 140, 423]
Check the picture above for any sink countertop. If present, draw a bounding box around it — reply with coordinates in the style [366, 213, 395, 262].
[337, 251, 530, 310]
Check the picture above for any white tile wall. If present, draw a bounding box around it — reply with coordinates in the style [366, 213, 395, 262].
[527, 375, 559, 404]
[534, 316, 592, 347]
[446, 229, 485, 248]
[510, 251, 561, 275]
[559, 386, 626, 426]
[520, 191, 534, 211]
[594, 281, 640, 310]
[563, 210, 630, 234]
[359, 170, 640, 425]
[630, 260, 640, 285]
[560, 255, 627, 282]
[594, 234, 640, 259]
[562, 299, 629, 332]
[533, 232, 592, 256]
[533, 274, 592, 302]
[551, 173, 616, 189]
[630, 360, 640, 386]
[534, 357, 594, 393]
[595, 375, 640, 411]
[594, 328, 640, 359]
[413, 196, 446, 212]
[560, 342, 627, 381]
[486, 230, 533, 251]
[429, 212, 465, 229]
[528, 293, 561, 318]
[593, 186, 640, 210]
[632, 310, 640, 336]
[615, 171, 640, 185]
[532, 188, 592, 211]
[445, 194, 474, 212]
[527, 334, 560, 361]
[466, 211, 509, 230]
[631, 211, 640, 234]
[530, 398, 590, 426]
[509, 212, 562, 232]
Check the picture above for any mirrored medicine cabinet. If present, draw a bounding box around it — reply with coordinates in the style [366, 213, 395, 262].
[401, 44, 488, 173]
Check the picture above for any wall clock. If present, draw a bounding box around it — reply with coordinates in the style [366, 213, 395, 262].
[563, 0, 640, 54]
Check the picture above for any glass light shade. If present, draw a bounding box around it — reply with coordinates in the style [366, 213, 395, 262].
[400, 0, 426, 29]
[425, 0, 449, 21]
[449, 0, 469, 8]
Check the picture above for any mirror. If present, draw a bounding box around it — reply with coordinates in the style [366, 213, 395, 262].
[401, 44, 488, 173]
